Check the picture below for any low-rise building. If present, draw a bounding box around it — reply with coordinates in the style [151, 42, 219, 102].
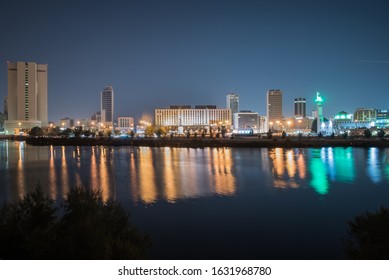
[233, 111, 259, 132]
[117, 116, 134, 132]
[354, 108, 376, 122]
[155, 105, 231, 133]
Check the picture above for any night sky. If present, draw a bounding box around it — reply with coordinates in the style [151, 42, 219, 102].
[1, 0, 388, 123]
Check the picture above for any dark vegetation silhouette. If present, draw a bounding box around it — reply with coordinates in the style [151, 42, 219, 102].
[0, 186, 151, 260]
[363, 129, 372, 138]
[344, 206, 389, 259]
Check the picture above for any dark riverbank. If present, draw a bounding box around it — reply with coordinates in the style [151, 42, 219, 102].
[22, 136, 389, 148]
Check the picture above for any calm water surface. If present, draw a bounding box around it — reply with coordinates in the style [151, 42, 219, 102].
[1, 140, 389, 259]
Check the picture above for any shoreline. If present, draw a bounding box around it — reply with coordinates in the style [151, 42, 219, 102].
[13, 136, 389, 148]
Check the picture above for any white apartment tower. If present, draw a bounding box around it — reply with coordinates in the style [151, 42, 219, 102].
[100, 86, 114, 126]
[4, 61, 48, 134]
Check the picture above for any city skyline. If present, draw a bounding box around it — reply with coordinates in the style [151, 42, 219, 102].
[0, 0, 388, 122]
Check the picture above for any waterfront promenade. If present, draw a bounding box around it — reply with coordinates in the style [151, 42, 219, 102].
[17, 135, 389, 148]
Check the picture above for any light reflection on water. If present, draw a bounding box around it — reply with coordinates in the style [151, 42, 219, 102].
[0, 141, 388, 203]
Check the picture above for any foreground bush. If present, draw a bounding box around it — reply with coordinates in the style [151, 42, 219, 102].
[0, 187, 151, 259]
[344, 206, 389, 259]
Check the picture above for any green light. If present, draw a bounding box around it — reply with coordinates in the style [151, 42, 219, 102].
[385, 164, 389, 181]
[333, 148, 355, 183]
[310, 149, 329, 195]
[315, 91, 323, 103]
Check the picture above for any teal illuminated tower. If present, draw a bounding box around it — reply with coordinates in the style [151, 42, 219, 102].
[315, 92, 323, 133]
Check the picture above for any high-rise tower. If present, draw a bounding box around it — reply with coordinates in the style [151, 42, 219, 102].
[226, 93, 239, 114]
[4, 61, 48, 134]
[294, 97, 306, 117]
[226, 93, 239, 126]
[100, 86, 114, 126]
[266, 89, 283, 131]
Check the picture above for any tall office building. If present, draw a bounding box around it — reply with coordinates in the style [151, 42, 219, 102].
[4, 61, 48, 134]
[226, 93, 239, 127]
[294, 97, 306, 117]
[266, 89, 283, 131]
[100, 86, 114, 125]
[226, 93, 239, 115]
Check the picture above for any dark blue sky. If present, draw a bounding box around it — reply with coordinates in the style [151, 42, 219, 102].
[1, 0, 388, 123]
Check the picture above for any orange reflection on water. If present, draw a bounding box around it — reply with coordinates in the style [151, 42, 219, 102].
[129, 150, 140, 204]
[286, 150, 296, 178]
[48, 146, 57, 199]
[297, 151, 306, 179]
[270, 148, 285, 177]
[61, 146, 69, 198]
[138, 147, 157, 203]
[99, 147, 110, 201]
[269, 148, 306, 189]
[129, 147, 236, 204]
[208, 148, 236, 196]
[90, 146, 99, 192]
[163, 148, 178, 202]
[16, 141, 25, 198]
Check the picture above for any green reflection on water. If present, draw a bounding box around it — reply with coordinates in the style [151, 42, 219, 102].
[310, 149, 329, 195]
[333, 147, 355, 183]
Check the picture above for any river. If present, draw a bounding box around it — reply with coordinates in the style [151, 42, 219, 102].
[1, 140, 389, 259]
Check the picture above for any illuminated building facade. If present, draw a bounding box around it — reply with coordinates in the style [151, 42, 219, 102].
[117, 116, 134, 132]
[258, 116, 267, 133]
[333, 111, 371, 134]
[4, 61, 48, 134]
[266, 89, 283, 131]
[376, 109, 389, 128]
[233, 111, 259, 132]
[59, 117, 74, 129]
[155, 105, 231, 132]
[353, 108, 376, 122]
